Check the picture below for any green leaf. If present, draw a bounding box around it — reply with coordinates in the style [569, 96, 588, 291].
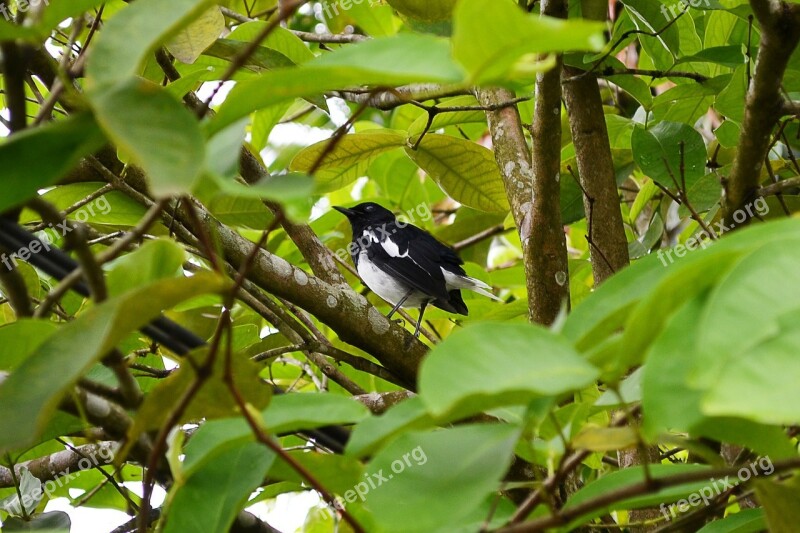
[346, 396, 435, 458]
[181, 393, 369, 476]
[623, 0, 681, 69]
[452, 0, 606, 84]
[419, 322, 599, 418]
[19, 183, 148, 227]
[89, 78, 206, 197]
[642, 294, 712, 437]
[212, 172, 315, 220]
[0, 273, 228, 453]
[163, 441, 274, 533]
[106, 239, 186, 297]
[127, 344, 270, 445]
[631, 121, 708, 191]
[226, 23, 315, 65]
[290, 130, 407, 192]
[714, 64, 748, 123]
[358, 424, 520, 533]
[563, 463, 719, 528]
[696, 509, 766, 533]
[3, 511, 71, 531]
[0, 0, 106, 41]
[715, 120, 741, 148]
[86, 0, 216, 88]
[0, 113, 107, 213]
[0, 320, 59, 371]
[754, 477, 800, 533]
[202, 39, 296, 71]
[562, 253, 668, 350]
[693, 241, 800, 424]
[166, 6, 224, 64]
[405, 134, 509, 212]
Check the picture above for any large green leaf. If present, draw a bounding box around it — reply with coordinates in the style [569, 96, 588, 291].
[696, 509, 766, 533]
[419, 322, 599, 418]
[631, 121, 708, 192]
[0, 114, 107, 213]
[0, 273, 227, 452]
[641, 294, 795, 459]
[166, 6, 224, 64]
[357, 424, 520, 533]
[89, 78, 206, 197]
[290, 130, 406, 192]
[345, 396, 434, 458]
[452, 0, 605, 83]
[0, 320, 59, 371]
[105, 239, 186, 297]
[405, 134, 509, 212]
[692, 241, 800, 424]
[162, 441, 274, 533]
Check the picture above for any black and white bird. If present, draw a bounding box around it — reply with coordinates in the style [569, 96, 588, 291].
[334, 202, 502, 337]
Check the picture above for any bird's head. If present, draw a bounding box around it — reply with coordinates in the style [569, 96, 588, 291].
[333, 202, 396, 227]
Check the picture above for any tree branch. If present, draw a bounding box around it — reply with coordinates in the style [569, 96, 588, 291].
[475, 87, 538, 318]
[724, 1, 800, 223]
[528, 0, 570, 325]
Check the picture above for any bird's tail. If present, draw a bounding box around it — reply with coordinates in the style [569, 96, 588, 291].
[451, 274, 504, 302]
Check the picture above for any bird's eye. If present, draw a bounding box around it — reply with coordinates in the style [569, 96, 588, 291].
[365, 205, 375, 211]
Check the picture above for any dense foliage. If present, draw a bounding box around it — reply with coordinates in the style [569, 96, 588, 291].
[1, 0, 800, 532]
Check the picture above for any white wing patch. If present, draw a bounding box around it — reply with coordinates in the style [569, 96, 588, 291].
[380, 236, 409, 259]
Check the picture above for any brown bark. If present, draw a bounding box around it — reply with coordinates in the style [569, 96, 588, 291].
[724, 1, 800, 224]
[562, 70, 629, 285]
[476, 87, 539, 321]
[529, 0, 570, 324]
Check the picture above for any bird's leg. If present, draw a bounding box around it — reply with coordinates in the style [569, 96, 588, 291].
[413, 300, 429, 338]
[386, 289, 413, 320]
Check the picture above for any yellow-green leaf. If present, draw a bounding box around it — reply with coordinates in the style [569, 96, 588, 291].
[405, 134, 509, 212]
[166, 6, 224, 64]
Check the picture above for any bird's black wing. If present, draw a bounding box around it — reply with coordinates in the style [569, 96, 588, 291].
[365, 228, 452, 301]
[401, 223, 467, 276]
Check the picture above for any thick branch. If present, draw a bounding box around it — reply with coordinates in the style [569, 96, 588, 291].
[474, 87, 537, 317]
[336, 84, 468, 110]
[0, 443, 116, 487]
[528, 0, 570, 325]
[724, 1, 800, 223]
[562, 69, 629, 284]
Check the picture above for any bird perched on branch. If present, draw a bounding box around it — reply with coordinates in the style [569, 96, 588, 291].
[334, 202, 502, 338]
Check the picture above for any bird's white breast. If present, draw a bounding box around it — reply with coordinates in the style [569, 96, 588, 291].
[357, 251, 428, 308]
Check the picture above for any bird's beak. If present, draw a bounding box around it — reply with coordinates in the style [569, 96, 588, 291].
[333, 205, 356, 217]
